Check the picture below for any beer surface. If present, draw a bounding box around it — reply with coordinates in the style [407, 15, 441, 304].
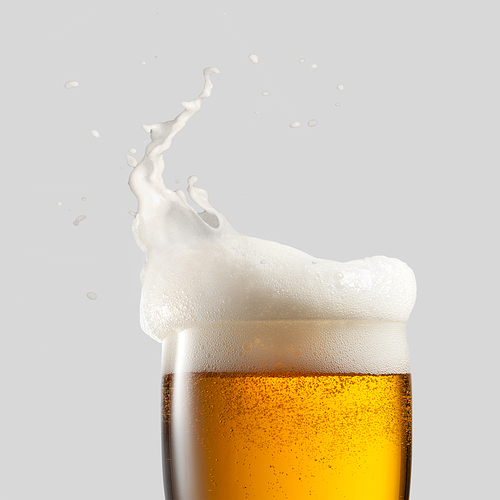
[162, 372, 411, 500]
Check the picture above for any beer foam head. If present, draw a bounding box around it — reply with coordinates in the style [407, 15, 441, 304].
[129, 68, 417, 344]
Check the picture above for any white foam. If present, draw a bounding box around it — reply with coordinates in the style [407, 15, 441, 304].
[129, 68, 416, 375]
[161, 320, 410, 375]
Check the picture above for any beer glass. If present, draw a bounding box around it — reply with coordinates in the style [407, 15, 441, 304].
[161, 320, 411, 500]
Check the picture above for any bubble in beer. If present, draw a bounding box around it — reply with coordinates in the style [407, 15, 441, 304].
[126, 154, 138, 167]
[81, 197, 87, 202]
[307, 119, 318, 127]
[73, 215, 86, 226]
[289, 121, 301, 128]
[243, 342, 253, 351]
[249, 54, 259, 64]
[86, 292, 98, 300]
[261, 91, 270, 96]
[337, 84, 344, 91]
[91, 130, 100, 138]
[64, 81, 78, 89]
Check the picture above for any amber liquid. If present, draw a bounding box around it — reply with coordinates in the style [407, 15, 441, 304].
[162, 372, 411, 500]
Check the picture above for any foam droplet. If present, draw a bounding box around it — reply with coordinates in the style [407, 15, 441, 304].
[126, 154, 138, 168]
[249, 54, 259, 64]
[307, 119, 318, 127]
[81, 197, 87, 202]
[129, 211, 137, 217]
[254, 111, 260, 114]
[86, 292, 98, 300]
[243, 342, 253, 351]
[73, 215, 86, 226]
[337, 84, 344, 91]
[175, 179, 181, 183]
[141, 61, 146, 66]
[260, 259, 267, 264]
[91, 130, 100, 138]
[289, 121, 301, 128]
[64, 81, 78, 89]
[311, 64, 318, 69]
[335, 102, 341, 107]
[129, 148, 137, 153]
[299, 58, 305, 63]
[275, 362, 284, 370]
[261, 91, 270, 96]
[57, 201, 62, 206]
[294, 349, 301, 356]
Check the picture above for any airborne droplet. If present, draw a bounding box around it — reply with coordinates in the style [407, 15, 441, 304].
[126, 154, 138, 168]
[299, 58, 305, 63]
[64, 81, 79, 89]
[337, 84, 344, 91]
[91, 130, 100, 138]
[86, 292, 98, 300]
[307, 119, 318, 127]
[289, 122, 301, 128]
[249, 54, 259, 64]
[311, 64, 318, 69]
[73, 215, 86, 226]
[261, 91, 270, 96]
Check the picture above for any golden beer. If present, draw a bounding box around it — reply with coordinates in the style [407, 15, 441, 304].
[162, 370, 411, 499]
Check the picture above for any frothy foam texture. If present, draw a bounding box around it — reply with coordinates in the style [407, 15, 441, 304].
[129, 68, 416, 374]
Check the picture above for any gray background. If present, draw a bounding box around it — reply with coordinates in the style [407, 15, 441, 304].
[2, 1, 498, 498]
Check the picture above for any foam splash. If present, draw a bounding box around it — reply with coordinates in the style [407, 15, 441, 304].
[128, 69, 417, 370]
